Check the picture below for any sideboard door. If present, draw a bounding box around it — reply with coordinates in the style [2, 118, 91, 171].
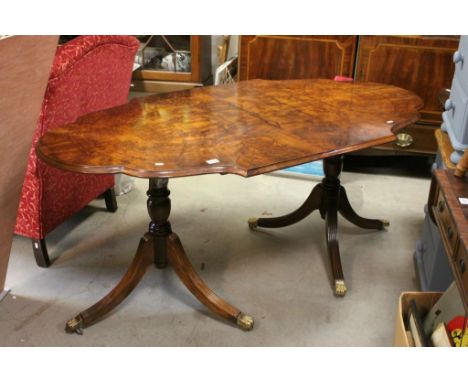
[356, 35, 459, 125]
[239, 35, 357, 81]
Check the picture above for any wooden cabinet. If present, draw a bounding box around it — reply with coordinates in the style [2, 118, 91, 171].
[430, 170, 468, 312]
[356, 36, 459, 126]
[239, 35, 460, 156]
[132, 35, 212, 93]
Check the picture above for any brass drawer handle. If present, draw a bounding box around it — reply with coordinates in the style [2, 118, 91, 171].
[395, 133, 413, 148]
[459, 258, 466, 273]
[447, 226, 453, 240]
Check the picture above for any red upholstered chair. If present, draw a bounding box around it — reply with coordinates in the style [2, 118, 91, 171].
[15, 35, 140, 267]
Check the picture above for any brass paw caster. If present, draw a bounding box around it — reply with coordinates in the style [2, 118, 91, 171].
[236, 313, 254, 331]
[65, 316, 84, 335]
[334, 279, 347, 297]
[379, 219, 390, 230]
[247, 218, 258, 230]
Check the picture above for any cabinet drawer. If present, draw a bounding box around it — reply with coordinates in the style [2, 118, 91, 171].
[432, 170, 468, 313]
[376, 124, 437, 154]
[434, 191, 459, 253]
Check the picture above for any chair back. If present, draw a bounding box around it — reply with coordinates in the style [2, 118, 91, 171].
[31, 35, 140, 168]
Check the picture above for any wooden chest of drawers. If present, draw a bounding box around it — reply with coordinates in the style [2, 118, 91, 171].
[430, 170, 468, 312]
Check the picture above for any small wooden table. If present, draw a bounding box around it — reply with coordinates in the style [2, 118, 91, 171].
[37, 79, 422, 333]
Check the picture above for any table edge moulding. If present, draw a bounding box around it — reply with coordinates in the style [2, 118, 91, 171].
[37, 79, 423, 179]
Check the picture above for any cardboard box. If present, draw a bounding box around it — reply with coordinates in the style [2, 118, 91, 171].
[393, 291, 443, 346]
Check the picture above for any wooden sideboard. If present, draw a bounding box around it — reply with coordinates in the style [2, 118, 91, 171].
[239, 35, 460, 156]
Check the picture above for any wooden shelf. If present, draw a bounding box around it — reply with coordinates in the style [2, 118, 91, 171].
[132, 35, 212, 90]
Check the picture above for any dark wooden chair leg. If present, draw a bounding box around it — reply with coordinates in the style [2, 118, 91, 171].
[32, 238, 51, 268]
[248, 184, 323, 229]
[338, 186, 389, 230]
[166, 232, 254, 330]
[65, 234, 154, 334]
[103, 188, 118, 212]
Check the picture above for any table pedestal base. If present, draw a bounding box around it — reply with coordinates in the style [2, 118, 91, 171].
[248, 156, 388, 297]
[65, 179, 253, 334]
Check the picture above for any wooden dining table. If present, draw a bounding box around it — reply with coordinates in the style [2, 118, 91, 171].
[37, 79, 423, 334]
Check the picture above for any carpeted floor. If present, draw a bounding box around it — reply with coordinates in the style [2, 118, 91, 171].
[0, 169, 429, 346]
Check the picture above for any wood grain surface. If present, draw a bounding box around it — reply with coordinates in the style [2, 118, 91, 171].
[432, 170, 468, 312]
[434, 170, 468, 260]
[435, 129, 456, 169]
[356, 35, 458, 125]
[37, 79, 423, 179]
[0, 35, 58, 291]
[239, 35, 357, 80]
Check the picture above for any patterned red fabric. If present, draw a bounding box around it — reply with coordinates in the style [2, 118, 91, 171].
[15, 35, 139, 239]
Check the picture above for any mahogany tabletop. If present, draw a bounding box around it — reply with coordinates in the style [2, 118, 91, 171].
[37, 79, 423, 178]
